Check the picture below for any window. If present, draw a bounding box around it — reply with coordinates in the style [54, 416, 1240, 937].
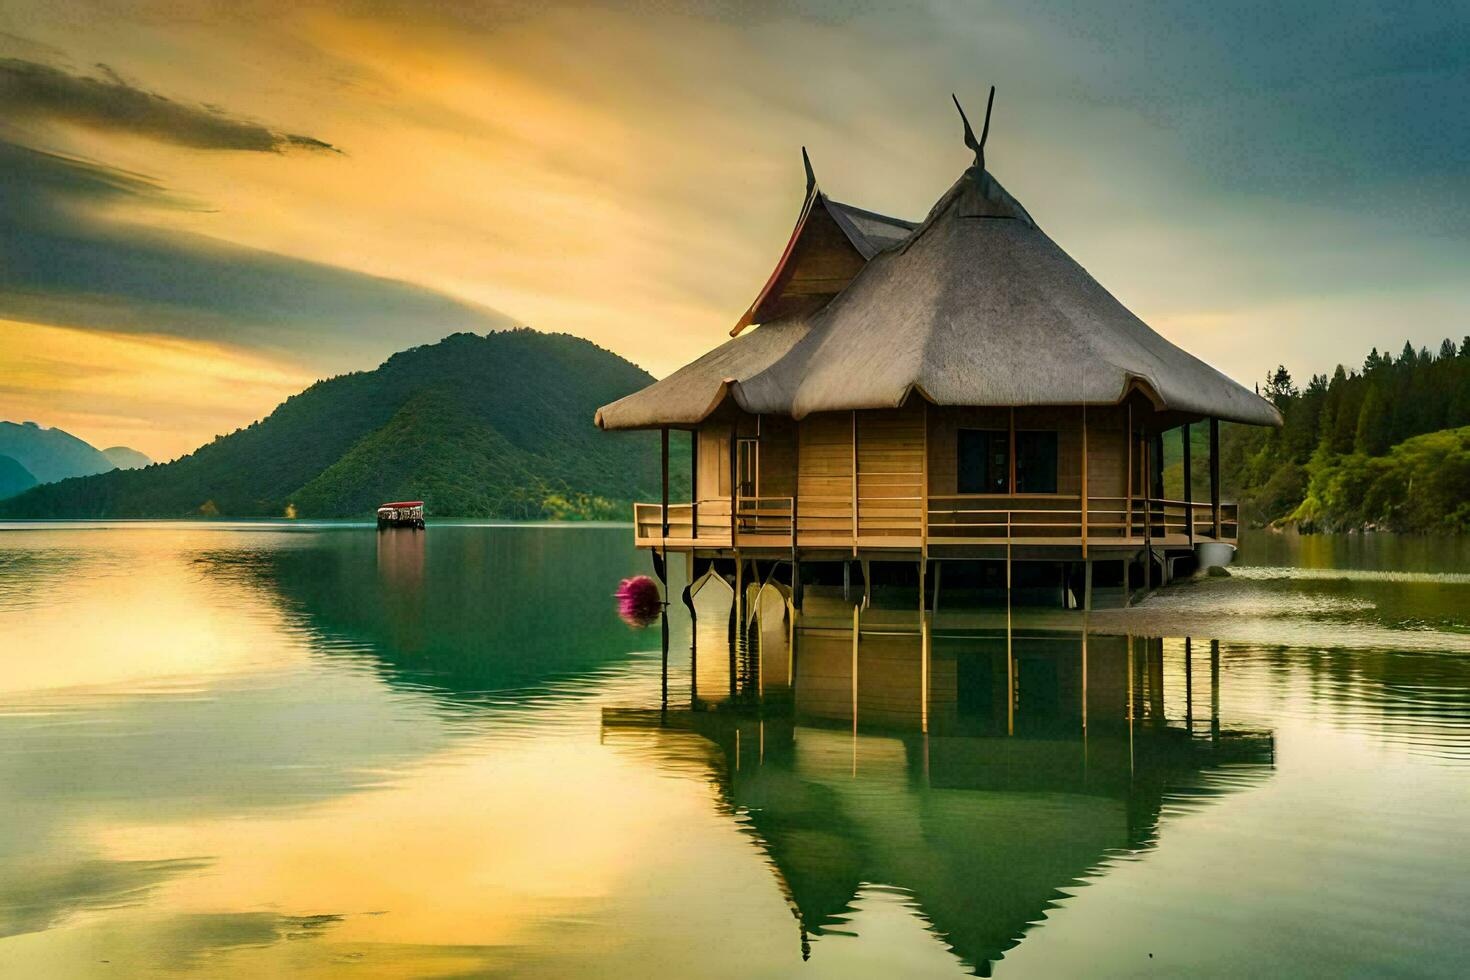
[958, 428, 1058, 494]
[1016, 431, 1058, 493]
[957, 429, 1009, 493]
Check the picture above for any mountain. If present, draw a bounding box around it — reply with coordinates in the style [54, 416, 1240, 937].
[0, 330, 689, 519]
[0, 421, 116, 484]
[0, 455, 37, 500]
[102, 446, 152, 470]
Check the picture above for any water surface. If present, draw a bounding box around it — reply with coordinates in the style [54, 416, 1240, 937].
[0, 523, 1467, 977]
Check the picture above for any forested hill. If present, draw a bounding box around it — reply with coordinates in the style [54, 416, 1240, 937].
[1219, 338, 1470, 532]
[0, 330, 688, 519]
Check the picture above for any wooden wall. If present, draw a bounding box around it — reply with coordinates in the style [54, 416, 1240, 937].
[695, 424, 729, 501]
[759, 416, 797, 498]
[797, 412, 853, 543]
[1083, 405, 1128, 499]
[690, 403, 1136, 520]
[857, 401, 924, 540]
[927, 405, 1129, 499]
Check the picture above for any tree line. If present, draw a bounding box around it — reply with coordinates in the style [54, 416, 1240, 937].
[1220, 337, 1470, 531]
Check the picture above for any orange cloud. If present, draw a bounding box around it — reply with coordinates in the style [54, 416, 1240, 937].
[0, 319, 313, 461]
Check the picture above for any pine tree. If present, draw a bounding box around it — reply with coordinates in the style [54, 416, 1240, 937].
[1264, 365, 1298, 409]
[1355, 385, 1392, 456]
[1331, 373, 1362, 455]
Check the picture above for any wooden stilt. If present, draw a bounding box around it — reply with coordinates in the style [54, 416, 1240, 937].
[660, 427, 669, 540]
[1143, 435, 1153, 594]
[851, 603, 860, 734]
[683, 583, 698, 705]
[1084, 558, 1093, 611]
[1182, 423, 1193, 544]
[919, 559, 929, 734]
[731, 559, 742, 700]
[1210, 417, 1222, 540]
[729, 421, 738, 546]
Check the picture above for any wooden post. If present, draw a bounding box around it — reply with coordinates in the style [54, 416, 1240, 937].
[1181, 423, 1193, 544]
[729, 422, 738, 545]
[791, 419, 800, 560]
[851, 411, 859, 552]
[1153, 432, 1166, 501]
[660, 427, 670, 540]
[1210, 417, 1221, 540]
[919, 558, 928, 734]
[1080, 406, 1089, 556]
[691, 429, 699, 539]
[1125, 404, 1134, 541]
[731, 559, 742, 701]
[1083, 559, 1093, 611]
[851, 603, 860, 734]
[1008, 407, 1017, 493]
[921, 400, 929, 556]
[1142, 435, 1152, 592]
[684, 568, 699, 706]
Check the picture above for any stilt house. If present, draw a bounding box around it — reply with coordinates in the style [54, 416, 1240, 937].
[596, 91, 1280, 606]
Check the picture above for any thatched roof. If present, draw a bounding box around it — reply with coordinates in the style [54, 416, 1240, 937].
[729, 148, 917, 334]
[597, 94, 1281, 431]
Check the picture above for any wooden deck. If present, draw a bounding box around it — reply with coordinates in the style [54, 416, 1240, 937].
[633, 494, 1238, 555]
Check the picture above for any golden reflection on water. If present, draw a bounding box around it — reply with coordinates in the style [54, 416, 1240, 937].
[2, 525, 1470, 977]
[0, 530, 310, 697]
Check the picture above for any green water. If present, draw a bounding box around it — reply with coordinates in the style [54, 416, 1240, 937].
[0, 523, 1468, 977]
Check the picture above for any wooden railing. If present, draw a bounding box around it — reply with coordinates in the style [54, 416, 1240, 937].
[926, 495, 1238, 547]
[634, 495, 1237, 549]
[735, 496, 794, 537]
[633, 500, 732, 544]
[633, 496, 792, 547]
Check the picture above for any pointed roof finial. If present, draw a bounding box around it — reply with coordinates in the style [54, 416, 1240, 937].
[802, 146, 816, 195]
[952, 86, 996, 170]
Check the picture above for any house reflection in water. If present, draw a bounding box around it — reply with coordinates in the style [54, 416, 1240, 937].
[604, 619, 1274, 976]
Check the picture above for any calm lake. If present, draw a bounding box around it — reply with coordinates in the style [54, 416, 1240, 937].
[1, 522, 1468, 977]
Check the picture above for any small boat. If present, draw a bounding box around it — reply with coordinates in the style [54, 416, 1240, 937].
[376, 501, 425, 529]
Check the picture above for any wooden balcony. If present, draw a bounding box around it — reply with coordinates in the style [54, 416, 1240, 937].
[632, 494, 1238, 554]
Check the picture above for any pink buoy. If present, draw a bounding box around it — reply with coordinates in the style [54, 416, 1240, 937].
[616, 575, 663, 627]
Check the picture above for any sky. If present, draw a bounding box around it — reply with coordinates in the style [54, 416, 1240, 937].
[0, 0, 1466, 461]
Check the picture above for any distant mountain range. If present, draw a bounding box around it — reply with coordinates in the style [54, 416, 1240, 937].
[0, 421, 152, 500]
[0, 455, 37, 500]
[0, 329, 688, 519]
[102, 446, 152, 471]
